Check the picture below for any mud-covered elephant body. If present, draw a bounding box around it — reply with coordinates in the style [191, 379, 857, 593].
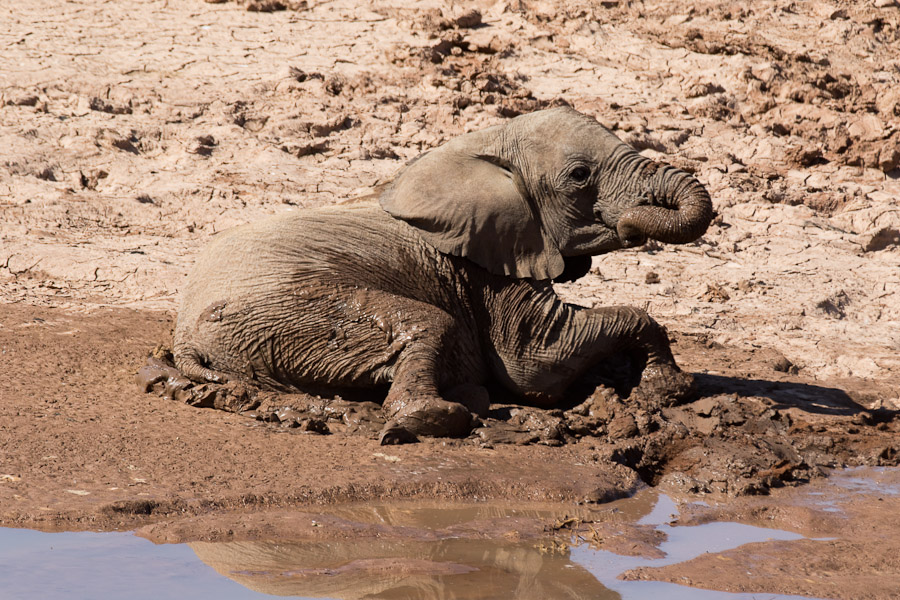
[173, 107, 713, 441]
[176, 204, 486, 395]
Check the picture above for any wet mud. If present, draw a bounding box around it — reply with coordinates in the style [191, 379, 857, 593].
[624, 467, 900, 599]
[151, 503, 635, 600]
[139, 337, 900, 500]
[135, 468, 900, 599]
[3, 303, 897, 533]
[9, 471, 889, 599]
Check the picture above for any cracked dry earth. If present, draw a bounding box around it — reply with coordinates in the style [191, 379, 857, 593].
[1, 0, 900, 598]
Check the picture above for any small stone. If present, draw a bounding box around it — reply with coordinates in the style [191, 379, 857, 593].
[862, 228, 900, 252]
[851, 411, 874, 426]
[5, 90, 39, 106]
[815, 290, 850, 319]
[35, 167, 56, 182]
[580, 487, 628, 504]
[275, 407, 304, 423]
[299, 418, 330, 434]
[88, 97, 132, 115]
[324, 75, 345, 96]
[243, 0, 288, 12]
[805, 172, 829, 192]
[452, 9, 482, 29]
[848, 115, 885, 142]
[692, 397, 719, 418]
[700, 283, 730, 303]
[379, 425, 419, 445]
[772, 356, 795, 373]
[878, 146, 900, 172]
[685, 81, 725, 98]
[607, 414, 638, 439]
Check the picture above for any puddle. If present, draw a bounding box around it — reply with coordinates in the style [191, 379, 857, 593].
[0, 527, 278, 600]
[1, 483, 861, 600]
[827, 466, 900, 497]
[573, 511, 814, 600]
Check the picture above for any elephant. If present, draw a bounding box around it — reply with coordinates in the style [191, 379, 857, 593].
[172, 106, 713, 443]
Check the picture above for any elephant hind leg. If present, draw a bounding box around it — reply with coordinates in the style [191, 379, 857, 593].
[381, 381, 490, 443]
[370, 296, 479, 443]
[174, 346, 231, 384]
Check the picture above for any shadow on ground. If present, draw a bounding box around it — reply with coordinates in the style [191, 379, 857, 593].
[695, 373, 865, 416]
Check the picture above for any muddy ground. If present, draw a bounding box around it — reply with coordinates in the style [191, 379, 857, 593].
[625, 467, 900, 599]
[1, 0, 899, 598]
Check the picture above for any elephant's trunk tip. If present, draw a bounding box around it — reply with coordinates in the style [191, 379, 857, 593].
[619, 166, 713, 246]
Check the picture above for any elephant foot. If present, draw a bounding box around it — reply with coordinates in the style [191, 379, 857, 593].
[380, 394, 474, 443]
[629, 362, 696, 410]
[136, 356, 189, 394]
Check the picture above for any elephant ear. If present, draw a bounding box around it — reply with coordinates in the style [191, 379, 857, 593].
[380, 130, 564, 280]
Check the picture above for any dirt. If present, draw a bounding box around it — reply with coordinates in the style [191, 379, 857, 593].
[2, 0, 899, 598]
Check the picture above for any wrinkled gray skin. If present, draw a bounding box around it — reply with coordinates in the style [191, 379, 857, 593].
[174, 107, 713, 442]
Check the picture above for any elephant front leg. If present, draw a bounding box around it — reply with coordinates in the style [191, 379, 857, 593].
[488, 296, 694, 407]
[587, 306, 695, 407]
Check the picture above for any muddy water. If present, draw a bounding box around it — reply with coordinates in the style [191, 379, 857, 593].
[0, 491, 833, 600]
[186, 499, 821, 600]
[0, 527, 276, 600]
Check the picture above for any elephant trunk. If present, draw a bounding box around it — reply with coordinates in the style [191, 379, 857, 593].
[616, 160, 713, 245]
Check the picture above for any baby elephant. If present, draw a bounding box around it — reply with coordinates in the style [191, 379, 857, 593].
[174, 107, 712, 443]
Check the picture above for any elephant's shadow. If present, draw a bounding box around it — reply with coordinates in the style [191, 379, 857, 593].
[693, 372, 874, 418]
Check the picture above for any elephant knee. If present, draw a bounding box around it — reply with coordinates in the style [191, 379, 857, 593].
[591, 306, 672, 362]
[628, 310, 674, 364]
[618, 307, 663, 336]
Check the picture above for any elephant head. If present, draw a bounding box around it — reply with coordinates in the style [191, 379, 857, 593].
[380, 106, 713, 280]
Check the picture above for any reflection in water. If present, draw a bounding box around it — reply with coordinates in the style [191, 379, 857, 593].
[193, 538, 618, 600]
[0, 489, 840, 600]
[828, 466, 900, 497]
[0, 528, 276, 600]
[187, 498, 817, 600]
[192, 502, 623, 600]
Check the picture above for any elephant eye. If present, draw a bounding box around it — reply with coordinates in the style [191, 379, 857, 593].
[569, 166, 591, 182]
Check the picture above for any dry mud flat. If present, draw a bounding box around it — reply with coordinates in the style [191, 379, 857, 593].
[1, 0, 900, 598]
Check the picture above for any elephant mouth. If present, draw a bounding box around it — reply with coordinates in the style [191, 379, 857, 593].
[593, 204, 647, 249]
[552, 254, 593, 283]
[605, 215, 646, 248]
[617, 226, 647, 249]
